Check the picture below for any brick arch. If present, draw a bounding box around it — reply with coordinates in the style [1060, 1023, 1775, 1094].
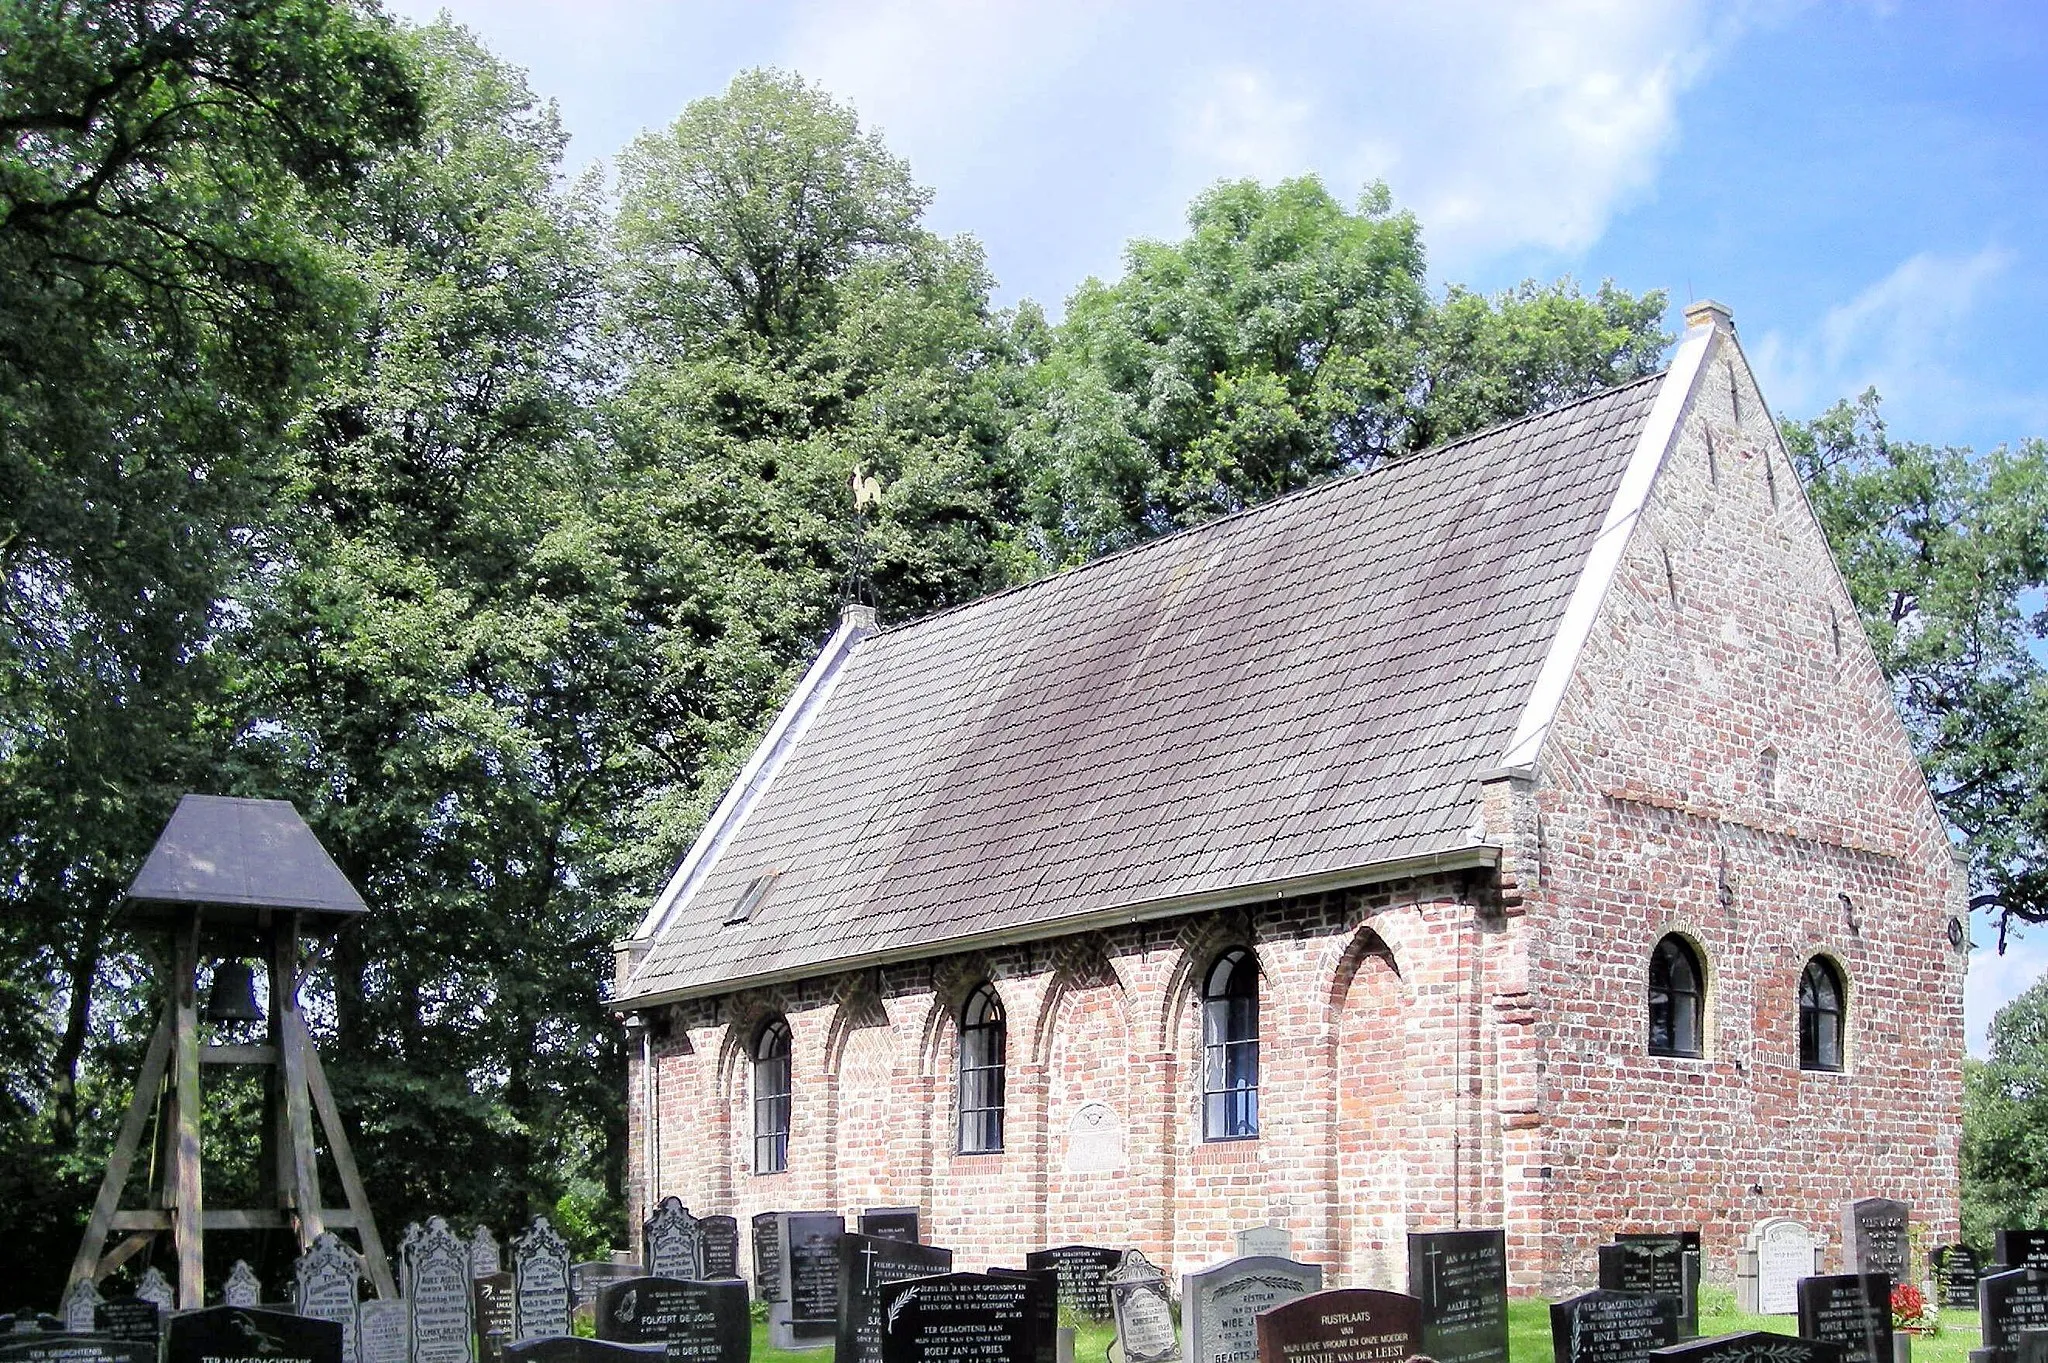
[827, 985, 903, 1211]
[1032, 934, 1120, 1066]
[1039, 942, 1135, 1247]
[920, 955, 996, 1077]
[1329, 923, 1408, 1287]
[1152, 908, 1265, 1051]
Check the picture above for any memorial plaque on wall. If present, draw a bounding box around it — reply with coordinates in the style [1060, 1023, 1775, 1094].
[1255, 1288, 1421, 1363]
[91, 1301, 159, 1351]
[594, 1278, 750, 1363]
[643, 1200, 704, 1282]
[858, 1211, 921, 1246]
[1109, 1251, 1179, 1363]
[1407, 1230, 1508, 1363]
[1934, 1246, 1981, 1311]
[1601, 1237, 1700, 1339]
[506, 1343, 664, 1363]
[1999, 1235, 2048, 1273]
[789, 1217, 849, 1326]
[1649, 1333, 1845, 1363]
[514, 1217, 575, 1343]
[1795, 1275, 1892, 1363]
[0, 1337, 153, 1363]
[404, 1217, 479, 1363]
[168, 1308, 343, 1363]
[1550, 1290, 1679, 1363]
[358, 1303, 407, 1363]
[297, 1231, 365, 1363]
[1981, 1269, 2048, 1363]
[698, 1218, 741, 1281]
[1182, 1257, 1323, 1363]
[476, 1272, 517, 1363]
[1023, 1247, 1122, 1322]
[833, 1234, 954, 1363]
[754, 1217, 786, 1303]
[880, 1274, 1048, 1363]
[1840, 1202, 1909, 1281]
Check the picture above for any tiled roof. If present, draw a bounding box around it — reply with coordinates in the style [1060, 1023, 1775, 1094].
[624, 372, 1668, 1002]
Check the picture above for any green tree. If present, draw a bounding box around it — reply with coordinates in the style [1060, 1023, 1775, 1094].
[1012, 176, 1668, 563]
[1784, 392, 2048, 945]
[1962, 979, 2048, 1246]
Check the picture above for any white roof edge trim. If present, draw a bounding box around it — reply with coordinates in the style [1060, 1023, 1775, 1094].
[628, 614, 877, 946]
[1495, 326, 1716, 771]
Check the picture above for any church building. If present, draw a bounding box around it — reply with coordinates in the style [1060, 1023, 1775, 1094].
[610, 301, 1967, 1296]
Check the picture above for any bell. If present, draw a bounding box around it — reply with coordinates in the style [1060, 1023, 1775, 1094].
[203, 960, 264, 1024]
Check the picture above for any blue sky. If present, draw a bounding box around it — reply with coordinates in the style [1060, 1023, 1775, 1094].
[383, 0, 2048, 1051]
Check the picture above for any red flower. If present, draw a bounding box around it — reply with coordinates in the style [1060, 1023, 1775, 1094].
[1892, 1283, 1927, 1325]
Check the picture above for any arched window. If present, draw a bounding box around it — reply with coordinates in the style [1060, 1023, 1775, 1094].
[1202, 948, 1260, 1140]
[957, 984, 1006, 1154]
[752, 1018, 791, 1174]
[1799, 957, 1846, 1072]
[1647, 935, 1704, 1058]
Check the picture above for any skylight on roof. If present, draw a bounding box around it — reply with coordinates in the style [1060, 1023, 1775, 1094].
[725, 870, 779, 925]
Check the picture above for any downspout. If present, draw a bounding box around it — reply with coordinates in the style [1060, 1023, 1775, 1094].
[624, 1013, 654, 1228]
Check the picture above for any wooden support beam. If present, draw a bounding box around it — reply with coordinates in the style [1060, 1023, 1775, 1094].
[170, 914, 205, 1310]
[67, 1007, 172, 1297]
[200, 1044, 278, 1066]
[94, 1232, 156, 1281]
[274, 921, 324, 1248]
[111, 1208, 357, 1232]
[299, 1010, 393, 1298]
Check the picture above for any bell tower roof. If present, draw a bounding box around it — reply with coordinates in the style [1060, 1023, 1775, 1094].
[123, 794, 367, 932]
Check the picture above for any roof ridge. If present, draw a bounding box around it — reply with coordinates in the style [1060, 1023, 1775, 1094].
[871, 368, 1671, 643]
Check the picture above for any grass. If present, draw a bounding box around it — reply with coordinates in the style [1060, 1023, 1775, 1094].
[751, 1305, 1984, 1363]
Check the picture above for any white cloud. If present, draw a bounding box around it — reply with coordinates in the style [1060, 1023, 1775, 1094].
[1180, 69, 1315, 183]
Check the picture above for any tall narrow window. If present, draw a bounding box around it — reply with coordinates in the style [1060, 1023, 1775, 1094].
[1202, 948, 1260, 1140]
[753, 1017, 791, 1174]
[957, 984, 1006, 1153]
[1647, 935, 1705, 1058]
[1799, 957, 1846, 1072]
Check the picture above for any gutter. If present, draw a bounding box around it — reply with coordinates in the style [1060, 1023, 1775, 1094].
[613, 843, 1501, 1013]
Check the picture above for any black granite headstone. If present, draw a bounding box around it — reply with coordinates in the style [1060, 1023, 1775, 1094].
[1610, 1235, 1701, 1339]
[1649, 1334, 1846, 1363]
[1841, 1202, 1910, 1281]
[6, 1317, 65, 1336]
[985, 1271, 1058, 1363]
[834, 1235, 954, 1363]
[1407, 1230, 1507, 1363]
[505, 1341, 664, 1363]
[593, 1278, 750, 1363]
[166, 1307, 344, 1363]
[699, 1220, 741, 1282]
[573, 1265, 645, 1329]
[1550, 1291, 1680, 1363]
[1981, 1269, 2048, 1363]
[1022, 1247, 1122, 1323]
[858, 1212, 921, 1247]
[880, 1274, 1047, 1363]
[476, 1273, 517, 1363]
[0, 1336, 154, 1363]
[1999, 1235, 2048, 1273]
[789, 1218, 847, 1327]
[2018, 1331, 2048, 1363]
[91, 1301, 158, 1352]
[1936, 1247, 1983, 1312]
[1255, 1288, 1421, 1363]
[752, 1218, 784, 1304]
[1796, 1275, 1892, 1363]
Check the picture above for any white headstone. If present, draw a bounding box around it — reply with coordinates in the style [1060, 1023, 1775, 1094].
[403, 1217, 476, 1363]
[1064, 1102, 1126, 1174]
[642, 1197, 703, 1281]
[297, 1231, 365, 1363]
[359, 1298, 410, 1363]
[134, 1268, 174, 1317]
[470, 1227, 501, 1279]
[1235, 1225, 1292, 1260]
[1753, 1219, 1819, 1315]
[60, 1279, 101, 1333]
[512, 1216, 573, 1341]
[224, 1260, 262, 1309]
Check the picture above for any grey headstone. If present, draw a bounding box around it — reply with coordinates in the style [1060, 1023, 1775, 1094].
[514, 1218, 574, 1342]
[58, 1283, 99, 1336]
[1181, 1256, 1322, 1363]
[833, 1233, 954, 1363]
[224, 1263, 262, 1310]
[1408, 1229, 1508, 1363]
[880, 1274, 1048, 1363]
[472, 1229, 503, 1281]
[132, 1273, 172, 1322]
[642, 1199, 702, 1282]
[1109, 1251, 1178, 1363]
[403, 1217, 477, 1363]
[1234, 1226, 1291, 1261]
[1797, 1274, 1893, 1363]
[1549, 1290, 1680, 1363]
[358, 1301, 408, 1363]
[593, 1277, 749, 1363]
[1023, 1247, 1122, 1323]
[296, 1231, 365, 1363]
[1841, 1201, 1910, 1280]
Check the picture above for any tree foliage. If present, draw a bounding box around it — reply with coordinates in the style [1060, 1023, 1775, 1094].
[1785, 393, 2048, 945]
[1963, 980, 2048, 1245]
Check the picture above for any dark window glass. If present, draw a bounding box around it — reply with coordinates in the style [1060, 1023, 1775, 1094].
[1647, 935, 1704, 1058]
[753, 1018, 791, 1174]
[1799, 957, 1845, 1072]
[1202, 948, 1259, 1140]
[957, 984, 1006, 1153]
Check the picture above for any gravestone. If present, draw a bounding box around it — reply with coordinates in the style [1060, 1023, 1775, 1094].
[1407, 1230, 1508, 1363]
[402, 1217, 477, 1363]
[985, 1270, 1059, 1363]
[643, 1199, 703, 1282]
[878, 1274, 1047, 1363]
[357, 1303, 407, 1363]
[224, 1263, 262, 1310]
[296, 1232, 365, 1363]
[91, 1300, 159, 1352]
[1023, 1247, 1122, 1322]
[771, 1215, 848, 1352]
[1108, 1251, 1178, 1363]
[1601, 1236, 1700, 1339]
[699, 1218, 741, 1281]
[1181, 1256, 1323, 1363]
[1649, 1334, 1845, 1363]
[594, 1277, 750, 1363]
[752, 1217, 785, 1303]
[132, 1275, 172, 1324]
[572, 1265, 644, 1331]
[1796, 1275, 1892, 1363]
[835, 1235, 954, 1363]
[2017, 1333, 2048, 1363]
[474, 1229, 504, 1280]
[58, 1283, 99, 1336]
[1999, 1235, 2048, 1273]
[506, 1343, 663, 1363]
[1840, 1201, 1910, 1280]
[1935, 1247, 1982, 1311]
[0, 1338, 153, 1363]
[1550, 1290, 1680, 1363]
[1255, 1288, 1421, 1363]
[514, 1218, 575, 1343]
[475, 1273, 516, 1363]
[858, 1211, 921, 1246]
[1235, 1227, 1292, 1261]
[1748, 1221, 1821, 1316]
[167, 1307, 343, 1363]
[8, 1314, 64, 1335]
[1978, 1269, 2048, 1363]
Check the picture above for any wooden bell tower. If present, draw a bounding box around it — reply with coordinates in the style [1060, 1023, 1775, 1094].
[67, 795, 395, 1308]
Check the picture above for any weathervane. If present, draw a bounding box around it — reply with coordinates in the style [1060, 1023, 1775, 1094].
[842, 463, 883, 609]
